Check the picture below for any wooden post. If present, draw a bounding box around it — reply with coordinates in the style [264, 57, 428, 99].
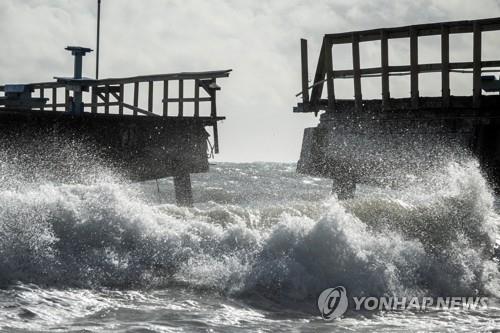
[213, 123, 219, 154]
[178, 79, 184, 117]
[163, 80, 168, 116]
[91, 86, 97, 113]
[104, 85, 109, 114]
[325, 40, 335, 110]
[210, 79, 217, 118]
[301, 38, 310, 104]
[410, 27, 419, 108]
[52, 87, 57, 111]
[173, 173, 193, 207]
[473, 21, 482, 108]
[352, 33, 362, 111]
[194, 79, 200, 117]
[381, 30, 390, 107]
[65, 88, 70, 111]
[441, 25, 450, 108]
[119, 84, 124, 115]
[133, 82, 139, 116]
[39, 88, 45, 111]
[148, 81, 154, 114]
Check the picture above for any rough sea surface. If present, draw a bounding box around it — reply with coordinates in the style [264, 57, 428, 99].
[0, 158, 499, 332]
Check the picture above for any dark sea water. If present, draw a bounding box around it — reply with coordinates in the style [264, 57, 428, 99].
[0, 160, 499, 332]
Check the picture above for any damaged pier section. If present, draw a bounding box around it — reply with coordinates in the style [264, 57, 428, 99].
[295, 17, 500, 198]
[0, 46, 231, 206]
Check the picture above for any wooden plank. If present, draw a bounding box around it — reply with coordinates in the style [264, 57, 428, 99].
[210, 79, 217, 117]
[352, 33, 362, 111]
[122, 102, 160, 117]
[104, 85, 110, 114]
[381, 30, 390, 106]
[165, 97, 212, 103]
[301, 38, 310, 104]
[39, 88, 45, 111]
[65, 88, 70, 111]
[194, 79, 200, 117]
[325, 40, 335, 110]
[473, 21, 482, 108]
[91, 86, 97, 113]
[148, 81, 153, 114]
[178, 79, 184, 117]
[310, 39, 327, 109]
[410, 27, 419, 108]
[325, 17, 500, 44]
[119, 84, 124, 115]
[163, 80, 168, 116]
[133, 82, 139, 116]
[441, 24, 450, 108]
[213, 123, 219, 154]
[52, 87, 57, 111]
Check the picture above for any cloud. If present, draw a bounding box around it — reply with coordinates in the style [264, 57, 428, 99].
[1, 0, 499, 161]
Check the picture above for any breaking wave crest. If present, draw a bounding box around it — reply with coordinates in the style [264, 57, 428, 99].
[0, 155, 498, 312]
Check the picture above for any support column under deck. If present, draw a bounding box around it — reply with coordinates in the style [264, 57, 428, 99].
[174, 173, 193, 207]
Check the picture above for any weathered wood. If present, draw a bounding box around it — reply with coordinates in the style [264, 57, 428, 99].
[178, 79, 184, 117]
[213, 123, 219, 154]
[122, 102, 160, 117]
[381, 30, 390, 106]
[441, 25, 450, 108]
[104, 85, 110, 114]
[410, 27, 419, 108]
[39, 88, 45, 111]
[194, 79, 200, 117]
[473, 21, 482, 108]
[148, 81, 153, 114]
[310, 40, 327, 109]
[163, 80, 168, 116]
[133, 82, 139, 116]
[352, 33, 362, 111]
[325, 17, 500, 44]
[91, 86, 97, 113]
[52, 87, 57, 112]
[65, 89, 70, 110]
[165, 97, 211, 103]
[210, 79, 217, 117]
[325, 41, 335, 110]
[301, 38, 310, 104]
[119, 84, 124, 115]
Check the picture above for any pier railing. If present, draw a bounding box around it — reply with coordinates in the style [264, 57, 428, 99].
[296, 17, 500, 113]
[0, 69, 231, 118]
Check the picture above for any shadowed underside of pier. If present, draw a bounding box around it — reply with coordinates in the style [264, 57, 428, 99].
[295, 17, 500, 197]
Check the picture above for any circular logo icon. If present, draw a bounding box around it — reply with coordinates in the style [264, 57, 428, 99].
[318, 286, 348, 320]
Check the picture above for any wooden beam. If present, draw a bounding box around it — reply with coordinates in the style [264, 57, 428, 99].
[210, 79, 217, 117]
[381, 30, 390, 106]
[213, 123, 219, 154]
[473, 21, 482, 108]
[122, 102, 160, 117]
[119, 84, 124, 115]
[39, 88, 45, 111]
[325, 40, 335, 110]
[65, 88, 70, 111]
[301, 38, 310, 104]
[163, 80, 168, 116]
[91, 86, 97, 113]
[104, 85, 110, 114]
[352, 33, 362, 111]
[133, 82, 139, 116]
[441, 25, 450, 108]
[310, 39, 327, 110]
[52, 87, 57, 112]
[178, 79, 184, 117]
[194, 79, 200, 117]
[410, 27, 419, 108]
[148, 81, 153, 114]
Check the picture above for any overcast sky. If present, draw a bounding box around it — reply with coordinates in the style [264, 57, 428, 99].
[1, 0, 500, 161]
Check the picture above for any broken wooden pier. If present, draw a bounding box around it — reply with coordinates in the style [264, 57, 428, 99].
[295, 17, 500, 198]
[0, 46, 231, 206]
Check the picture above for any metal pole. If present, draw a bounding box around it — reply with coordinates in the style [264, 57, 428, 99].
[96, 0, 101, 79]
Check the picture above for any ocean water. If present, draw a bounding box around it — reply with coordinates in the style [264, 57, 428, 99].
[0, 158, 499, 332]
